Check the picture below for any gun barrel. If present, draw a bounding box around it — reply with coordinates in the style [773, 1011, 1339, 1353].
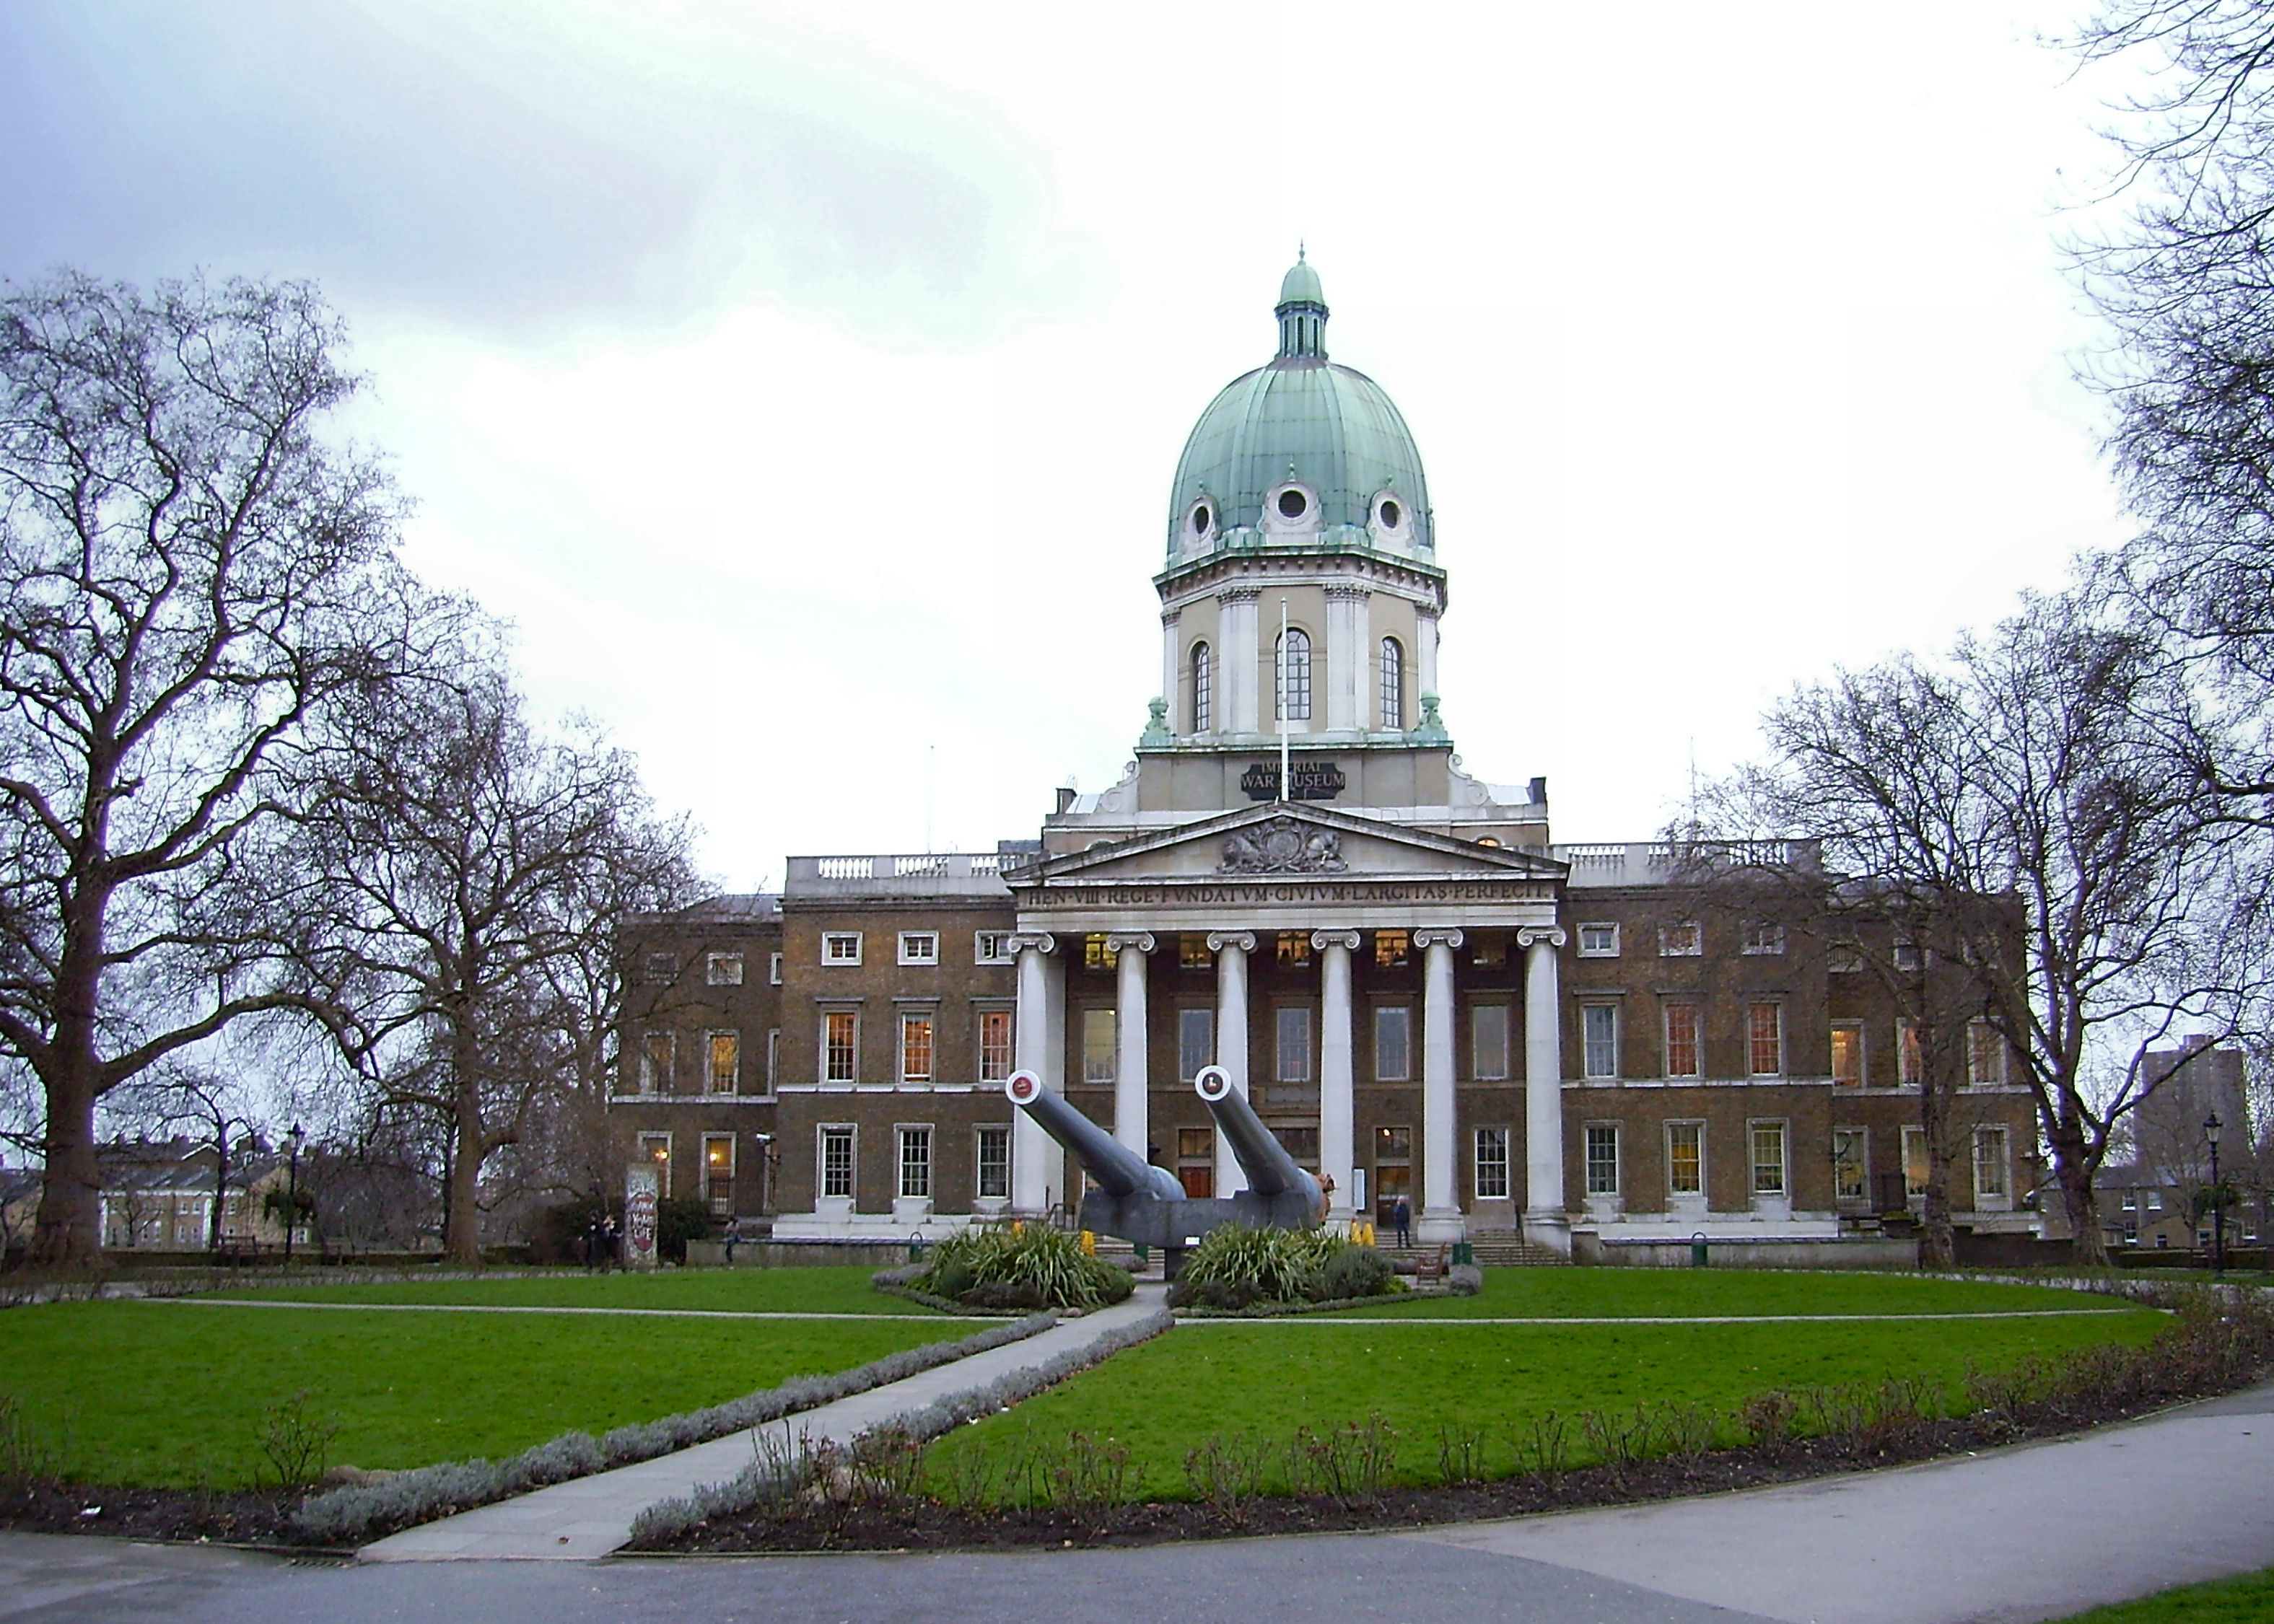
[1005, 1072, 1181, 1201]
[1194, 1067, 1323, 1206]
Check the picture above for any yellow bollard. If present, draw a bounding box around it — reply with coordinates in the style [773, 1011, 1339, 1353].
[1010, 1219, 1023, 1236]
[1080, 1229, 1096, 1256]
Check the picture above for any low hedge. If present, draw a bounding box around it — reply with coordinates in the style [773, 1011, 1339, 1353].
[628, 1307, 1176, 1545]
[291, 1312, 1054, 1544]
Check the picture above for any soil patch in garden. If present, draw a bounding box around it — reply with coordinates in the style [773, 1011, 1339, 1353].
[628, 1383, 2263, 1555]
[0, 1479, 328, 1550]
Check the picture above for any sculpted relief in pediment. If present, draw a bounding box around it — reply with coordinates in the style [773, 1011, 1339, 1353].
[1218, 814, 1346, 874]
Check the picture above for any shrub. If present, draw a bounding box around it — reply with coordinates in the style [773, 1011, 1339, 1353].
[908, 1224, 1131, 1311]
[532, 1195, 621, 1265]
[1170, 1225, 1342, 1307]
[655, 1195, 715, 1265]
[256, 1390, 341, 1488]
[1313, 1243, 1396, 1303]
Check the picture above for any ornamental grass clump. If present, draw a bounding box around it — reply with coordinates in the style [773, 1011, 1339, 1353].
[1167, 1226, 1396, 1309]
[909, 1225, 1133, 1312]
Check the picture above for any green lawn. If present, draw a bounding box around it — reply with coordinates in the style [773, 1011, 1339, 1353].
[2047, 1566, 2274, 1622]
[0, 1291, 958, 1488]
[1323, 1267, 2138, 1318]
[214, 1264, 927, 1314]
[927, 1271, 2165, 1501]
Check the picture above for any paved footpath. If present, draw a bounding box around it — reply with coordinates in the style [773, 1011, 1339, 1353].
[8, 1381, 2270, 1623]
[359, 1287, 1169, 1562]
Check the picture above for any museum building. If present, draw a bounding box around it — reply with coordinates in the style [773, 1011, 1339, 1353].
[610, 260, 2043, 1254]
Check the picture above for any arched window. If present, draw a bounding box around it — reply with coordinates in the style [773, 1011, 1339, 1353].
[1379, 636, 1404, 729]
[1276, 627, 1311, 721]
[1190, 641, 1212, 733]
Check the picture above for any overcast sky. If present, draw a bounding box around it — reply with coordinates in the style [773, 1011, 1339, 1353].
[1, 1, 2151, 891]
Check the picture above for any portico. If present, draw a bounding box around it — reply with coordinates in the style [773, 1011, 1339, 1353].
[1007, 804, 1569, 1246]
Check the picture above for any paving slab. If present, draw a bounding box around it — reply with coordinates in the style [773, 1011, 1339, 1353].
[358, 1286, 1166, 1563]
[1403, 1379, 2274, 1624]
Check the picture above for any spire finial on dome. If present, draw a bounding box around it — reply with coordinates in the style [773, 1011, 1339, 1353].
[1275, 252, 1327, 360]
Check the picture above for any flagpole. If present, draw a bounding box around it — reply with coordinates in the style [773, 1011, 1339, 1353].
[1278, 597, 1292, 804]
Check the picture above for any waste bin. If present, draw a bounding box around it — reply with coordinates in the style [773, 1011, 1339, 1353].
[1690, 1232, 1710, 1268]
[1451, 1240, 1475, 1267]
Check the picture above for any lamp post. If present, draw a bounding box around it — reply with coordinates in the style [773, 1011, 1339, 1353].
[2205, 1113, 2225, 1278]
[283, 1122, 306, 1265]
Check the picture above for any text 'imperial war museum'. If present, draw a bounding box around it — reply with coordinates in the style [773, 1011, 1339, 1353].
[611, 260, 2042, 1255]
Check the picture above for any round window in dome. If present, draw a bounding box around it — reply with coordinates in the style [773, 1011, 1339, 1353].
[1277, 488, 1308, 519]
[1378, 499, 1401, 530]
[1191, 503, 1212, 535]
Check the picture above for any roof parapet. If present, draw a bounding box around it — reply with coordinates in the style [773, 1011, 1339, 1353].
[785, 852, 1014, 899]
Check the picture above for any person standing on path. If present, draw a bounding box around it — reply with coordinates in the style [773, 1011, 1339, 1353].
[1393, 1195, 1412, 1248]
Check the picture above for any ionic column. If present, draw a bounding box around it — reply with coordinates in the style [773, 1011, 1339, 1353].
[1010, 932, 1061, 1215]
[1415, 606, 1440, 699]
[1313, 929, 1362, 1221]
[1208, 930, 1256, 1194]
[1520, 926, 1570, 1251]
[1105, 933, 1155, 1160]
[1414, 928, 1465, 1240]
[1220, 587, 1261, 734]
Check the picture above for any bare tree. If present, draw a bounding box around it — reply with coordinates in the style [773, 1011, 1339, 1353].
[2066, 4, 2274, 820]
[1716, 588, 2255, 1263]
[0, 271, 435, 1265]
[276, 637, 701, 1264]
[104, 1061, 265, 1252]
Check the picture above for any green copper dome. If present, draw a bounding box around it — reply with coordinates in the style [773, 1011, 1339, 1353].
[1166, 258, 1433, 567]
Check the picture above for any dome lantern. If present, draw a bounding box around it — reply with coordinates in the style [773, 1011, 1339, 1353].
[1276, 249, 1328, 360]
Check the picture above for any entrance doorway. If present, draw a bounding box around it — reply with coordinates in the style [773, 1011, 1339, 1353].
[1373, 1124, 1412, 1229]
[1176, 1127, 1214, 1198]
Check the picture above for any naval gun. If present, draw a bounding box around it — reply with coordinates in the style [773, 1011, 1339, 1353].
[1003, 1068, 1326, 1268]
[1194, 1065, 1329, 1229]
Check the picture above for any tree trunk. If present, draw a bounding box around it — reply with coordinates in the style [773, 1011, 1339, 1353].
[1917, 1064, 1957, 1270]
[441, 1000, 492, 1268]
[209, 1134, 229, 1254]
[33, 1065, 102, 1268]
[33, 859, 113, 1268]
[1919, 1161, 1956, 1270]
[448, 1078, 484, 1268]
[2049, 1121, 2109, 1267]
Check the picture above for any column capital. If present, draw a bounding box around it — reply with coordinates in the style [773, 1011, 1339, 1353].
[1310, 929, 1363, 952]
[1007, 931, 1057, 956]
[1323, 583, 1371, 603]
[1413, 928, 1466, 951]
[1516, 925, 1568, 951]
[1207, 930, 1258, 954]
[1103, 931, 1157, 956]
[1217, 585, 1263, 606]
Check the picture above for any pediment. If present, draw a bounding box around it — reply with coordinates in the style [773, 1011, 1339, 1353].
[1015, 804, 1566, 886]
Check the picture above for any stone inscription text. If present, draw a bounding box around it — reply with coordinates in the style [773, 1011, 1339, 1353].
[1029, 880, 1554, 908]
[1241, 761, 1347, 801]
